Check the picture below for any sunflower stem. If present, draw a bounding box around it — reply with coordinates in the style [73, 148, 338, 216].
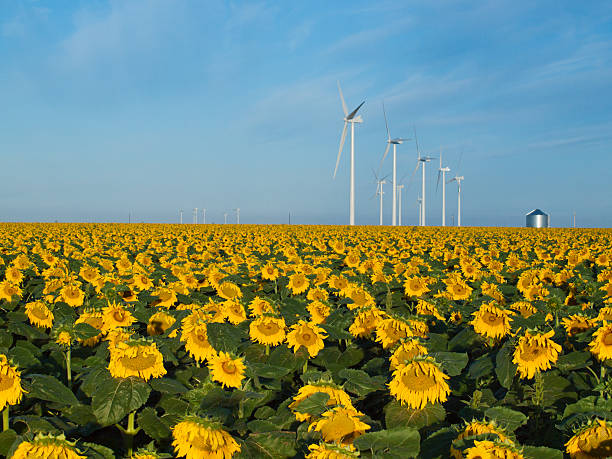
[303, 359, 308, 374]
[125, 411, 137, 457]
[274, 280, 278, 295]
[533, 371, 544, 407]
[65, 347, 72, 386]
[265, 345, 270, 356]
[2, 406, 8, 432]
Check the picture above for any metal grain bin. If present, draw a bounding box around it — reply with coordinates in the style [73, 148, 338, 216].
[526, 209, 549, 228]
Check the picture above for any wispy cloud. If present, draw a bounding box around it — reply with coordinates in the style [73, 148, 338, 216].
[323, 17, 412, 55]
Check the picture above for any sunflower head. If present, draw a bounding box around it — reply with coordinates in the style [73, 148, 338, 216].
[25, 301, 54, 329]
[207, 351, 246, 389]
[11, 433, 85, 459]
[566, 419, 612, 458]
[0, 355, 25, 410]
[388, 356, 450, 409]
[512, 329, 562, 379]
[306, 442, 360, 459]
[172, 416, 240, 459]
[286, 320, 327, 358]
[308, 405, 371, 445]
[249, 315, 286, 346]
[108, 338, 166, 381]
[470, 302, 513, 340]
[589, 322, 612, 361]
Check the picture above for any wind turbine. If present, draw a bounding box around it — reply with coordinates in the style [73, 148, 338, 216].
[202, 208, 206, 224]
[447, 176, 464, 227]
[436, 149, 451, 226]
[179, 209, 183, 224]
[234, 208, 240, 224]
[417, 195, 422, 226]
[410, 128, 436, 226]
[334, 81, 365, 226]
[372, 170, 388, 226]
[193, 207, 198, 224]
[397, 184, 404, 225]
[224, 213, 228, 224]
[377, 102, 410, 226]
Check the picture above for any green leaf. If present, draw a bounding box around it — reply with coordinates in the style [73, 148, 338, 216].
[206, 322, 243, 353]
[495, 344, 517, 389]
[150, 377, 188, 394]
[354, 427, 420, 458]
[137, 407, 172, 440]
[0, 331, 13, 348]
[239, 431, 297, 459]
[248, 363, 293, 379]
[26, 374, 78, 406]
[419, 427, 457, 459]
[468, 355, 494, 380]
[92, 377, 151, 426]
[484, 407, 527, 432]
[0, 429, 18, 457]
[542, 374, 575, 407]
[448, 328, 479, 352]
[319, 323, 353, 340]
[385, 401, 445, 429]
[74, 322, 102, 340]
[430, 352, 469, 376]
[8, 346, 40, 368]
[556, 351, 592, 372]
[61, 404, 97, 425]
[338, 369, 386, 397]
[80, 442, 116, 459]
[293, 392, 330, 417]
[522, 446, 563, 459]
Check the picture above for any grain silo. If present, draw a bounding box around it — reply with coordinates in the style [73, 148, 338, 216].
[526, 209, 549, 228]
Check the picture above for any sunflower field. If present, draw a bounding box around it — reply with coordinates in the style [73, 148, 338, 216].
[0, 223, 611, 458]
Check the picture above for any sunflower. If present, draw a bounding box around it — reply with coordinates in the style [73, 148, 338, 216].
[105, 327, 132, 349]
[450, 420, 512, 459]
[102, 301, 136, 332]
[249, 316, 286, 346]
[415, 299, 444, 320]
[0, 355, 25, 410]
[0, 281, 22, 302]
[308, 300, 331, 324]
[108, 339, 166, 381]
[182, 322, 215, 362]
[56, 330, 73, 347]
[286, 320, 327, 357]
[464, 440, 525, 459]
[4, 266, 23, 284]
[589, 322, 612, 361]
[307, 288, 330, 302]
[562, 314, 595, 337]
[445, 280, 473, 301]
[216, 281, 243, 300]
[147, 311, 177, 336]
[388, 357, 450, 409]
[75, 310, 105, 346]
[404, 277, 430, 298]
[79, 265, 100, 284]
[566, 419, 612, 458]
[290, 383, 356, 422]
[133, 273, 154, 291]
[261, 262, 279, 281]
[288, 272, 310, 295]
[390, 339, 428, 370]
[11, 433, 85, 459]
[349, 307, 383, 338]
[207, 352, 246, 389]
[248, 296, 275, 316]
[375, 317, 414, 349]
[60, 284, 84, 307]
[306, 442, 360, 459]
[597, 306, 612, 322]
[308, 406, 370, 445]
[512, 330, 561, 379]
[510, 301, 538, 318]
[25, 301, 54, 328]
[470, 302, 513, 340]
[172, 416, 241, 459]
[222, 300, 247, 324]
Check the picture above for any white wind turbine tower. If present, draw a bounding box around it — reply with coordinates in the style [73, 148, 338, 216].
[447, 175, 464, 227]
[193, 207, 198, 224]
[334, 81, 365, 226]
[436, 149, 451, 226]
[234, 208, 240, 224]
[410, 128, 436, 226]
[202, 208, 206, 224]
[377, 102, 410, 226]
[417, 195, 422, 226]
[397, 184, 404, 225]
[179, 209, 183, 224]
[224, 213, 228, 224]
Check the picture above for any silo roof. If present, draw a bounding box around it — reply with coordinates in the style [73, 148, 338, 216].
[526, 209, 547, 216]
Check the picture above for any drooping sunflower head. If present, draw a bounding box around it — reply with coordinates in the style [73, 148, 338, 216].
[181, 322, 215, 363]
[510, 301, 538, 318]
[390, 339, 428, 370]
[60, 284, 84, 307]
[290, 383, 355, 422]
[464, 440, 525, 459]
[470, 302, 513, 340]
[562, 314, 595, 337]
[388, 357, 450, 409]
[108, 338, 166, 381]
[75, 310, 105, 346]
[249, 315, 286, 346]
[512, 329, 562, 379]
[286, 320, 327, 358]
[147, 310, 177, 336]
[306, 442, 360, 459]
[307, 300, 331, 324]
[216, 281, 243, 300]
[25, 300, 54, 329]
[589, 322, 612, 361]
[207, 351, 246, 389]
[222, 300, 247, 325]
[450, 419, 512, 459]
[102, 301, 136, 332]
[308, 406, 371, 445]
[11, 433, 85, 459]
[172, 416, 241, 459]
[566, 419, 612, 458]
[0, 355, 25, 410]
[248, 296, 275, 316]
[349, 307, 383, 338]
[375, 317, 414, 349]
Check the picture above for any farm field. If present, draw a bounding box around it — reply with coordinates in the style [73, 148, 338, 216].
[0, 223, 611, 458]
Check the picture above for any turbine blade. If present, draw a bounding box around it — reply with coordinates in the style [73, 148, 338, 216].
[436, 170, 441, 193]
[378, 142, 391, 175]
[406, 161, 420, 187]
[383, 101, 391, 141]
[347, 101, 365, 120]
[337, 81, 348, 117]
[447, 177, 456, 184]
[413, 126, 420, 160]
[333, 122, 348, 179]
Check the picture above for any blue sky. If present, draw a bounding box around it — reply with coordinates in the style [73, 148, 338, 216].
[1, 1, 611, 226]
